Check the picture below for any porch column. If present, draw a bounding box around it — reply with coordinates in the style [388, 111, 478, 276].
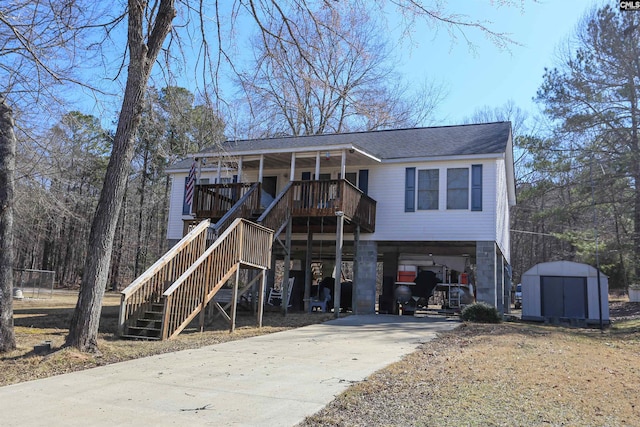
[315, 151, 320, 180]
[282, 217, 293, 316]
[334, 211, 344, 318]
[381, 250, 399, 314]
[290, 152, 296, 181]
[476, 241, 498, 309]
[237, 157, 243, 182]
[258, 154, 264, 183]
[340, 149, 346, 179]
[216, 159, 222, 183]
[304, 222, 313, 312]
[354, 236, 377, 315]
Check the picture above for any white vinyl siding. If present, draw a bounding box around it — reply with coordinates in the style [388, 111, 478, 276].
[361, 160, 498, 242]
[495, 158, 511, 263]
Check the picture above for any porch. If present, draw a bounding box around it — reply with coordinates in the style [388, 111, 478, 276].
[184, 179, 376, 236]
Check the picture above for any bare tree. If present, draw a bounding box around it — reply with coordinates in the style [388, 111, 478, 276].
[2, 0, 524, 352]
[0, 0, 104, 353]
[237, 3, 447, 136]
[66, 0, 177, 351]
[0, 97, 16, 352]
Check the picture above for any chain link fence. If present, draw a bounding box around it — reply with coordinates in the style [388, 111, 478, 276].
[13, 269, 55, 299]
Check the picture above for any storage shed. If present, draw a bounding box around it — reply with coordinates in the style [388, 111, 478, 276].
[521, 261, 609, 325]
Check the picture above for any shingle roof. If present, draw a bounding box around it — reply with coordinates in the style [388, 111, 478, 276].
[203, 122, 512, 160]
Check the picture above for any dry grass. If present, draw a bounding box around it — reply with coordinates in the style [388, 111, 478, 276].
[6, 292, 640, 426]
[301, 302, 640, 427]
[2, 291, 333, 387]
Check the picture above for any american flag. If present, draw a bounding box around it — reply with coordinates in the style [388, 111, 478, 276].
[185, 160, 196, 207]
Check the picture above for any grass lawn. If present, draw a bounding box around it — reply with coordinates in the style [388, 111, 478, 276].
[3, 290, 333, 386]
[301, 300, 640, 427]
[4, 292, 640, 426]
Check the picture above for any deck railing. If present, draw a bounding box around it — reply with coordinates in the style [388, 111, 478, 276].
[193, 183, 255, 219]
[118, 219, 211, 336]
[257, 181, 293, 237]
[213, 182, 261, 236]
[344, 180, 377, 232]
[161, 218, 273, 340]
[281, 179, 376, 232]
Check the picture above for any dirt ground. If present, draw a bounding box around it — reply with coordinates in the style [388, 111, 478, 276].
[3, 293, 640, 426]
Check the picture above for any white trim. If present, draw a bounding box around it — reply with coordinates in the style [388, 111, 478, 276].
[382, 153, 504, 164]
[290, 152, 296, 182]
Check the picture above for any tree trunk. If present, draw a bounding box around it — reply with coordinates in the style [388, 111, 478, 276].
[109, 181, 128, 292]
[66, 0, 176, 352]
[0, 96, 17, 352]
[134, 143, 149, 276]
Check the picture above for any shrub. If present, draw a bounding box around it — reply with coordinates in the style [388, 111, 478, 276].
[460, 302, 501, 323]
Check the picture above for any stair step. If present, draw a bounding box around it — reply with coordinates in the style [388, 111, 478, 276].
[136, 319, 162, 327]
[144, 311, 163, 318]
[126, 326, 162, 338]
[120, 334, 161, 341]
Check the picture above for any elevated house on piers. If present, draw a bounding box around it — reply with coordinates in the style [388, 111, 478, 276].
[119, 122, 515, 340]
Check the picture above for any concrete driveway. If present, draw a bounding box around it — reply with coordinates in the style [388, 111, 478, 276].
[0, 314, 459, 426]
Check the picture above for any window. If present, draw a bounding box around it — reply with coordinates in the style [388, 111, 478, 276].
[405, 168, 415, 212]
[447, 168, 469, 209]
[471, 164, 482, 211]
[417, 169, 439, 210]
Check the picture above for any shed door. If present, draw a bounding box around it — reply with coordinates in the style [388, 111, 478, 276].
[541, 276, 587, 319]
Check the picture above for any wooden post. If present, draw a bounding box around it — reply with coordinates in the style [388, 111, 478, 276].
[161, 296, 172, 340]
[257, 269, 266, 328]
[334, 211, 344, 318]
[282, 217, 292, 316]
[315, 151, 320, 180]
[237, 156, 243, 182]
[230, 266, 240, 332]
[118, 294, 127, 336]
[304, 222, 313, 312]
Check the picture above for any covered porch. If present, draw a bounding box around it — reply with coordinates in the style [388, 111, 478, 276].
[182, 145, 379, 315]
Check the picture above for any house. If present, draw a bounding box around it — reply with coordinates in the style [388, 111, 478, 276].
[118, 122, 515, 340]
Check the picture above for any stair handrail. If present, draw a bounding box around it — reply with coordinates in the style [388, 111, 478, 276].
[257, 181, 293, 237]
[161, 218, 273, 340]
[213, 182, 261, 237]
[118, 219, 211, 336]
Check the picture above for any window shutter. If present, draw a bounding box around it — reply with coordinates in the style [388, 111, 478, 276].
[471, 164, 482, 211]
[405, 167, 415, 212]
[358, 169, 369, 195]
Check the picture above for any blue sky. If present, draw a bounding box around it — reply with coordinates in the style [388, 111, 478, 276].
[395, 0, 598, 125]
[82, 1, 599, 131]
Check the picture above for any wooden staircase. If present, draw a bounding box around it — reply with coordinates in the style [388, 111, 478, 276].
[119, 217, 273, 340]
[124, 302, 164, 340]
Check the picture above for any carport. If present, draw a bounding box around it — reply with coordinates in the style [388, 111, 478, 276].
[521, 261, 609, 325]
